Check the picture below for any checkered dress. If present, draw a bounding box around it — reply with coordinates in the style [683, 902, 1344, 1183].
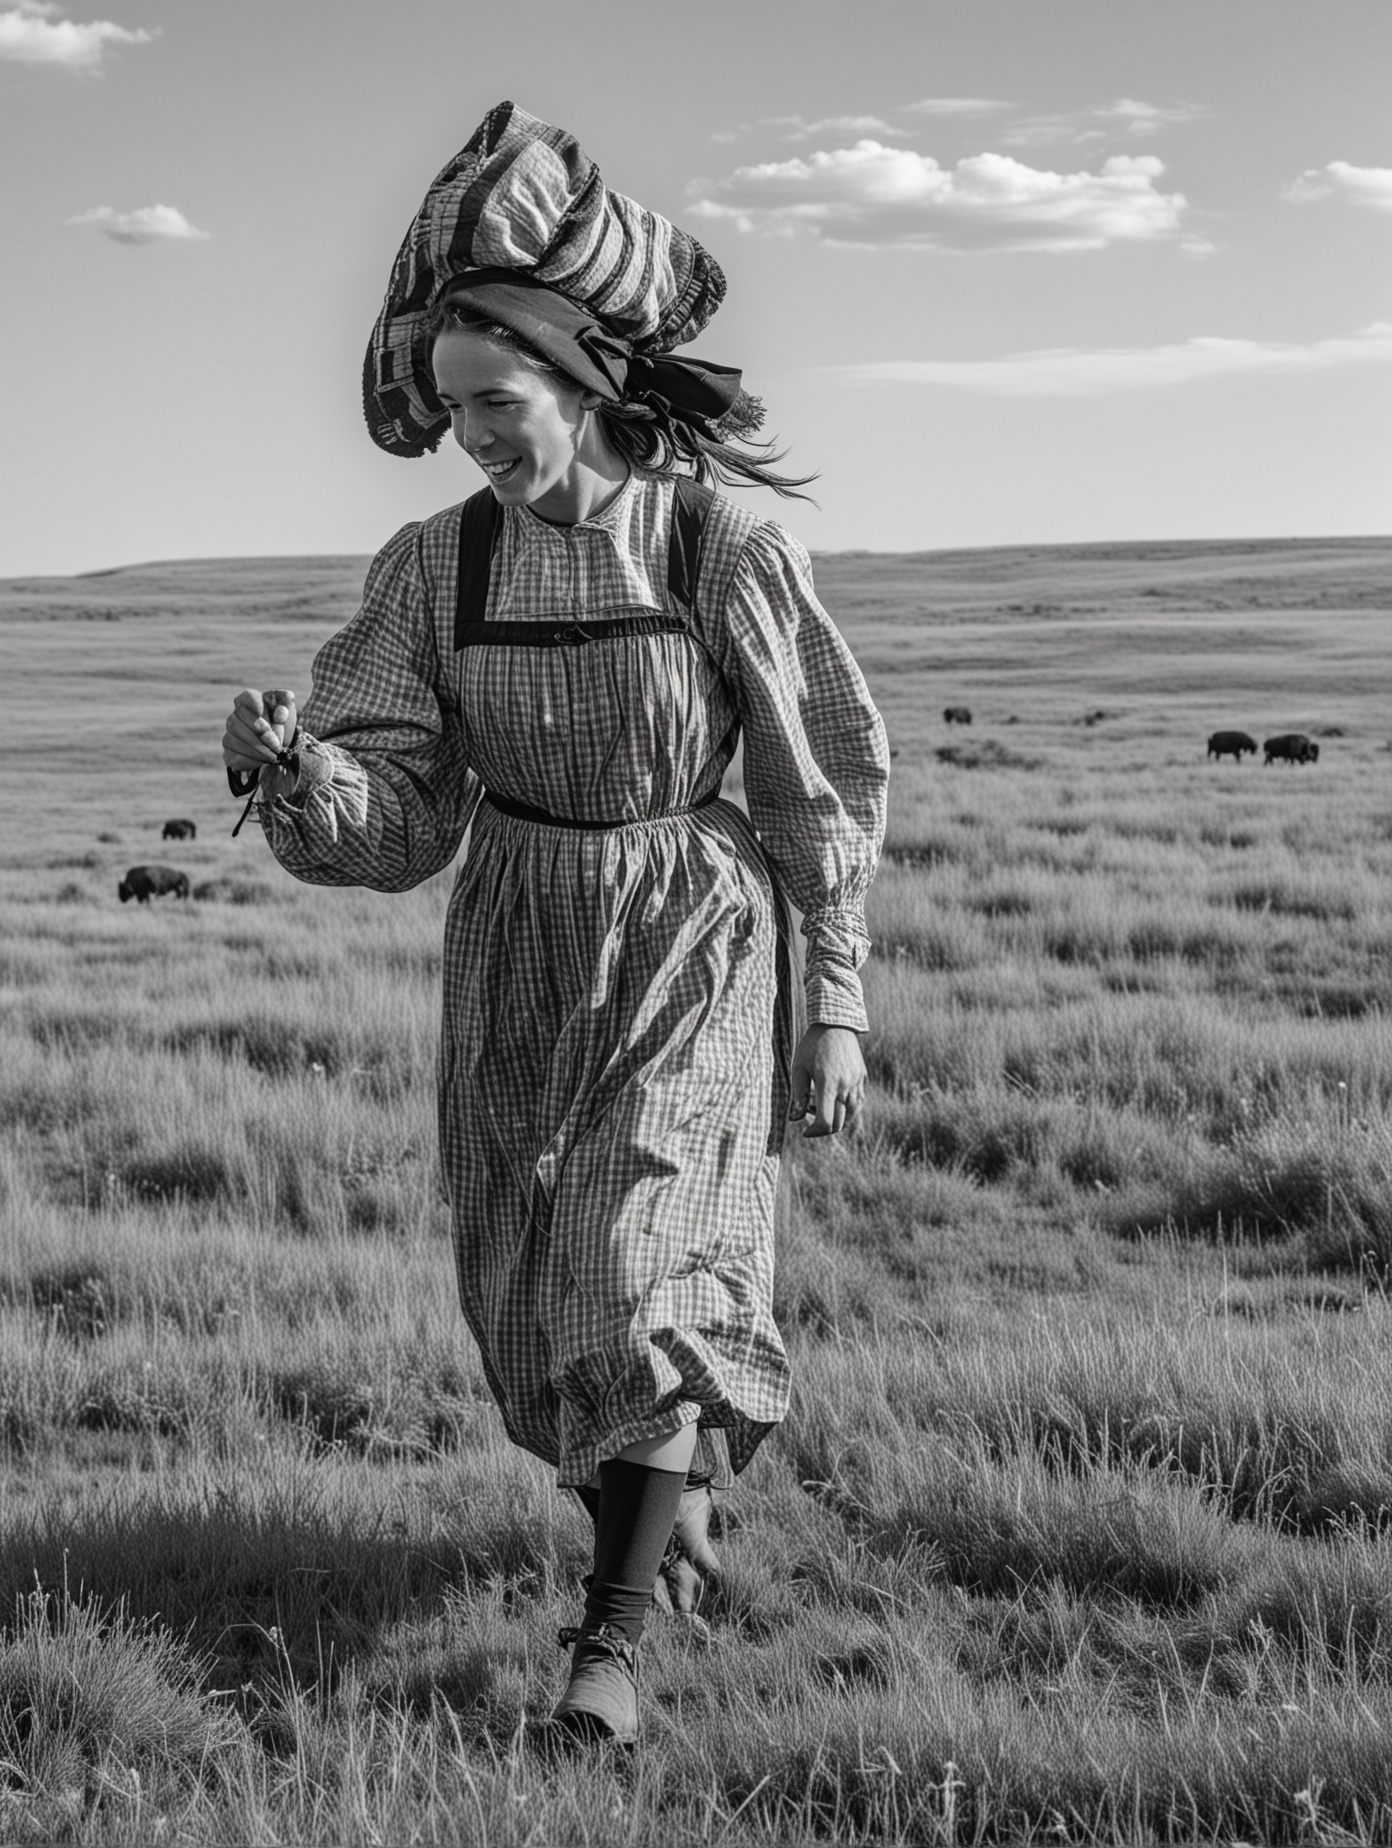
[260, 473, 888, 1486]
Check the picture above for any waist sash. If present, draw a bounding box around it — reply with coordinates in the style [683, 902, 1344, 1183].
[482, 785, 720, 830]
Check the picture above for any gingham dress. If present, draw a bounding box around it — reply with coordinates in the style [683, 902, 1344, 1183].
[261, 472, 888, 1486]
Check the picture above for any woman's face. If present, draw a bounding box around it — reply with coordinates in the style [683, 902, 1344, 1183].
[431, 328, 608, 519]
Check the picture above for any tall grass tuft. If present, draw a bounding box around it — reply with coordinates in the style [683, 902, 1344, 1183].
[0, 1585, 245, 1837]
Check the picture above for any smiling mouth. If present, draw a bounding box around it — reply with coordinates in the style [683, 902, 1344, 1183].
[478, 457, 520, 483]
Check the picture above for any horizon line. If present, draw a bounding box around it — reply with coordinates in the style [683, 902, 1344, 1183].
[3, 529, 1390, 588]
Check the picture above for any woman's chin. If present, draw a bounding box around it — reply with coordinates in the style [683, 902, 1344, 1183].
[478, 460, 528, 501]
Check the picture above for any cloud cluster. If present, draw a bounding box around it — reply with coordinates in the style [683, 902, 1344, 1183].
[1283, 161, 1392, 213]
[690, 145, 1186, 251]
[826, 324, 1392, 395]
[68, 204, 210, 244]
[0, 0, 151, 67]
[715, 95, 1199, 153]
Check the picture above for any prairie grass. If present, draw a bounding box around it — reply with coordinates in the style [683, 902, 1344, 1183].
[1, 537, 1390, 1844]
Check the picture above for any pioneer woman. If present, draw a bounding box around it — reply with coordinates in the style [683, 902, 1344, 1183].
[221, 101, 888, 1745]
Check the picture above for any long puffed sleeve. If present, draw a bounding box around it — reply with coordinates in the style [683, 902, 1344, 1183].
[716, 521, 889, 1031]
[259, 523, 482, 891]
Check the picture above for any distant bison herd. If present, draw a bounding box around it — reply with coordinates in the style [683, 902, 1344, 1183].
[941, 713, 1328, 768]
[1207, 730, 1320, 766]
[107, 707, 1331, 921]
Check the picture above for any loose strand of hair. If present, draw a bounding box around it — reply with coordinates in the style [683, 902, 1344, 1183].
[598, 402, 819, 503]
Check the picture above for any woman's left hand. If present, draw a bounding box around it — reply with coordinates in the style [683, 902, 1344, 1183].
[223, 689, 299, 774]
[788, 1024, 867, 1138]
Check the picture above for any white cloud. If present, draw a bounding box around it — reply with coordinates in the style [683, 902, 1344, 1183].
[903, 97, 1011, 115]
[794, 114, 904, 139]
[68, 204, 210, 244]
[713, 112, 904, 144]
[1002, 98, 1204, 148]
[1098, 98, 1203, 135]
[711, 115, 801, 144]
[689, 145, 1186, 251]
[1283, 161, 1392, 213]
[999, 122, 1100, 149]
[0, 1, 151, 67]
[1004, 125, 1111, 150]
[826, 324, 1392, 395]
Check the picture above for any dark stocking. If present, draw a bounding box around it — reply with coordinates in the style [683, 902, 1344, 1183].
[582, 1459, 687, 1645]
[575, 1463, 710, 1529]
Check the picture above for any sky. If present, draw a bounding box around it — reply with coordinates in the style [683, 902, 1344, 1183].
[2, 0, 1389, 575]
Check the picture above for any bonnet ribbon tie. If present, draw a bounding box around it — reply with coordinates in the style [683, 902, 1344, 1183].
[439, 271, 750, 432]
[622, 354, 744, 428]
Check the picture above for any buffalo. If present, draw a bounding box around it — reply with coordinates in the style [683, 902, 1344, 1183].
[162, 818, 196, 840]
[1207, 731, 1257, 762]
[943, 706, 973, 726]
[1264, 733, 1319, 766]
[118, 865, 190, 904]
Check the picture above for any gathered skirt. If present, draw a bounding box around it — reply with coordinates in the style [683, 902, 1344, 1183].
[438, 794, 794, 1487]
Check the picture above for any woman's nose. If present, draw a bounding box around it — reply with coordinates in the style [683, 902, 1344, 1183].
[452, 407, 493, 451]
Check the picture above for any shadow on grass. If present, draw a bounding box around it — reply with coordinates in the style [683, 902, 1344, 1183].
[4, 1483, 572, 1706]
[15, 1265, 116, 1338]
[1111, 1127, 1392, 1281]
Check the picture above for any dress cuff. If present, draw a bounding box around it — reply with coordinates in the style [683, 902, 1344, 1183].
[802, 903, 871, 1033]
[257, 735, 335, 817]
[805, 966, 869, 1033]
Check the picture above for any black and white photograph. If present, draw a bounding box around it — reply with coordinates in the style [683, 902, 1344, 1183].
[1, 2, 1389, 1841]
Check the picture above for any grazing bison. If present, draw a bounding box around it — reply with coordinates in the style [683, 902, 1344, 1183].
[162, 818, 196, 840]
[1207, 731, 1257, 762]
[943, 706, 973, 726]
[118, 865, 190, 904]
[1264, 733, 1319, 766]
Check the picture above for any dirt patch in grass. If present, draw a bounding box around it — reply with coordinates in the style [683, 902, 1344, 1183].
[190, 876, 282, 906]
[1231, 878, 1359, 922]
[935, 739, 1044, 772]
[268, 1359, 480, 1460]
[17, 1267, 117, 1339]
[165, 1017, 351, 1079]
[26, 1009, 137, 1051]
[117, 1147, 234, 1207]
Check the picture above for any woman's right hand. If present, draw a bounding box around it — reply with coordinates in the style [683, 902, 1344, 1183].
[223, 688, 298, 777]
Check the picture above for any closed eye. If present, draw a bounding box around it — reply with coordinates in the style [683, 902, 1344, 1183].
[437, 392, 519, 411]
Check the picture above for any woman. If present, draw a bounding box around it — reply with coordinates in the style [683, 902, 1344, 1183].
[222, 102, 888, 1745]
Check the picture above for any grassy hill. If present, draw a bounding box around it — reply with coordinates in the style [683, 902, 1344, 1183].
[2, 535, 1390, 1844]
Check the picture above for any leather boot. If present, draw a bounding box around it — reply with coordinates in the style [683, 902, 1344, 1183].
[551, 1622, 639, 1745]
